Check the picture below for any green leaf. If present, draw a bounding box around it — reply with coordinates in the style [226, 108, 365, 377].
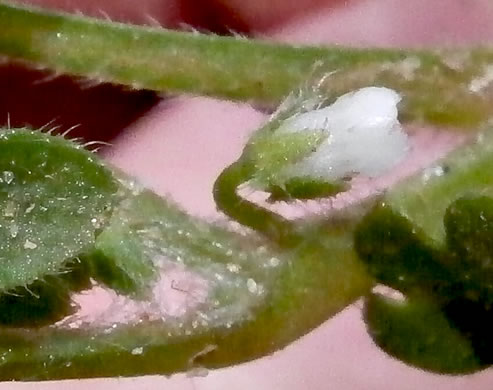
[90, 191, 159, 296]
[364, 293, 480, 374]
[0, 129, 119, 291]
[384, 131, 493, 247]
[445, 196, 493, 302]
[356, 187, 493, 371]
[94, 186, 282, 301]
[354, 205, 453, 297]
[0, 257, 91, 328]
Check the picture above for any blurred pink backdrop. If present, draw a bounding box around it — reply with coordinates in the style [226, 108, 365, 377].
[4, 0, 493, 389]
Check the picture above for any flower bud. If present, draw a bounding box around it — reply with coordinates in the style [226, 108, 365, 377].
[244, 86, 409, 200]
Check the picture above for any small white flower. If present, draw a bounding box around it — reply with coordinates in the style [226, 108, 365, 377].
[244, 85, 409, 200]
[277, 86, 408, 181]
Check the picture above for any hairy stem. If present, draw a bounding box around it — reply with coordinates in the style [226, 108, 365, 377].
[213, 161, 300, 247]
[0, 128, 372, 380]
[0, 191, 372, 381]
[2, 2, 493, 128]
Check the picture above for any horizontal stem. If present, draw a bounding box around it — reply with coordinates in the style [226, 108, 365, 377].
[2, 2, 493, 127]
[0, 129, 373, 380]
[0, 197, 372, 380]
[0, 1, 404, 101]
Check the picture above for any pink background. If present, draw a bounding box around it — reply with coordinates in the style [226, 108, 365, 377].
[4, 0, 493, 388]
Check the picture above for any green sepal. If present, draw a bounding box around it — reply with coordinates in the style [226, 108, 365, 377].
[267, 176, 347, 202]
[244, 130, 327, 189]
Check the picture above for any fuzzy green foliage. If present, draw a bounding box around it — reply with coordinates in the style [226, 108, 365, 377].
[356, 201, 493, 371]
[384, 132, 493, 246]
[4, 0, 493, 380]
[0, 129, 372, 380]
[356, 131, 493, 373]
[364, 293, 479, 373]
[0, 129, 119, 291]
[445, 196, 493, 301]
[90, 190, 160, 296]
[245, 131, 328, 190]
[0, 180, 371, 381]
[355, 205, 453, 298]
[92, 186, 281, 304]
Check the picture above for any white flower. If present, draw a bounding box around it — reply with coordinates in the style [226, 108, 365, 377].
[244, 86, 409, 200]
[276, 86, 408, 182]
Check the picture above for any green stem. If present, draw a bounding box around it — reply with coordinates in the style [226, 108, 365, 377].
[2, 2, 493, 128]
[0, 128, 373, 381]
[0, 189, 372, 381]
[213, 160, 300, 247]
